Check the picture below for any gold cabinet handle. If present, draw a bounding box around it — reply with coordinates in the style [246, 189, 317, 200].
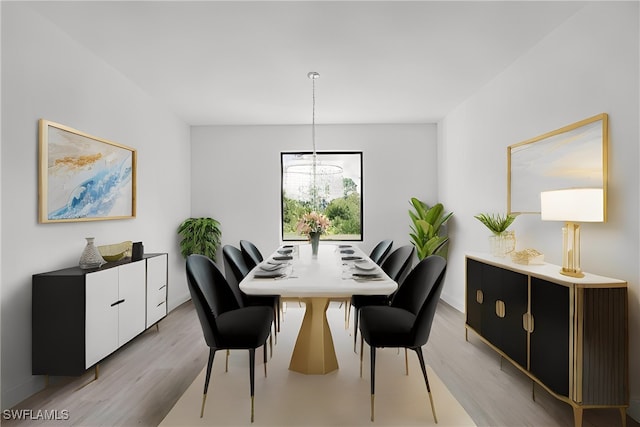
[495, 300, 506, 318]
[476, 290, 484, 304]
[522, 313, 535, 332]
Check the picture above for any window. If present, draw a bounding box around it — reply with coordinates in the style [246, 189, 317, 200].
[281, 152, 363, 241]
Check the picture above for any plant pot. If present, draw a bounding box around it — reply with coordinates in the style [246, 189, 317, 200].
[489, 231, 516, 257]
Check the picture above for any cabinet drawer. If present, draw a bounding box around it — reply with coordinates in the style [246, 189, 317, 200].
[146, 254, 168, 327]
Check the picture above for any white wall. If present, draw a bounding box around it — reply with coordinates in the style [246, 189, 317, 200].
[1, 3, 192, 409]
[190, 124, 438, 266]
[438, 2, 640, 418]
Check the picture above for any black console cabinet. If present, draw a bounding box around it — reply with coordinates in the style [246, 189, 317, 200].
[465, 253, 628, 427]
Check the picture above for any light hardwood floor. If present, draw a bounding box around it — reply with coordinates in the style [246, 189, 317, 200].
[4, 300, 637, 427]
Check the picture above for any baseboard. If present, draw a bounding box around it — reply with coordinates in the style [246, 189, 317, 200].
[1, 375, 45, 410]
[168, 292, 190, 312]
[627, 399, 640, 423]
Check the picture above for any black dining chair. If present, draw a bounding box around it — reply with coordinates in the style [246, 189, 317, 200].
[223, 245, 280, 345]
[369, 239, 393, 266]
[341, 239, 394, 328]
[358, 255, 447, 423]
[240, 239, 263, 270]
[239, 240, 284, 331]
[185, 254, 273, 422]
[351, 245, 415, 351]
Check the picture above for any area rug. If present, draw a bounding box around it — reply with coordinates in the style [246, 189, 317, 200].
[160, 302, 476, 426]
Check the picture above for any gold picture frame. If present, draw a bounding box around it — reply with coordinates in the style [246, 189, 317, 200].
[507, 113, 608, 219]
[38, 119, 137, 223]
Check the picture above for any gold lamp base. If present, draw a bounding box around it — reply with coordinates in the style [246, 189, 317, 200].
[560, 268, 585, 278]
[560, 222, 584, 278]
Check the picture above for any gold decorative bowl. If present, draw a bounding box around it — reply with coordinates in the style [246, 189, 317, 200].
[98, 241, 133, 262]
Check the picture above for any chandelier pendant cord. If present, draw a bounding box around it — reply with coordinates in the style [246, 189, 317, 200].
[309, 72, 319, 211]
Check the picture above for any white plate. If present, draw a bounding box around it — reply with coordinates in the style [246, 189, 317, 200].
[354, 262, 376, 271]
[259, 263, 285, 271]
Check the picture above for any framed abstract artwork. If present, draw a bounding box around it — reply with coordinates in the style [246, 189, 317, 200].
[507, 113, 608, 217]
[38, 119, 137, 223]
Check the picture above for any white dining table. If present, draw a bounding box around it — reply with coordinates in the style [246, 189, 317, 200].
[239, 243, 397, 375]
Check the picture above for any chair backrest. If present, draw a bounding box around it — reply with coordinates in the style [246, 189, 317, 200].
[412, 256, 447, 346]
[222, 245, 250, 306]
[381, 245, 415, 284]
[369, 239, 393, 265]
[240, 240, 263, 270]
[186, 254, 241, 348]
[390, 255, 447, 336]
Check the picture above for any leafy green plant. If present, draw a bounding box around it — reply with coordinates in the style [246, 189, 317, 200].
[474, 213, 516, 235]
[409, 197, 453, 260]
[177, 217, 222, 260]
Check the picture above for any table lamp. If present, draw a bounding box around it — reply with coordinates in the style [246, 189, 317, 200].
[540, 188, 604, 278]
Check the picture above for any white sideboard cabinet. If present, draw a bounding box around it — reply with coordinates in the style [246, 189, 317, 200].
[465, 252, 628, 427]
[33, 253, 168, 376]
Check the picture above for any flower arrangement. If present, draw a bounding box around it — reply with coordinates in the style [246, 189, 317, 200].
[296, 211, 331, 237]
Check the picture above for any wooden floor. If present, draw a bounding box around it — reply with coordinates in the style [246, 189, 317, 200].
[4, 299, 638, 427]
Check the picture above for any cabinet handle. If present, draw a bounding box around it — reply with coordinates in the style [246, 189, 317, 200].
[110, 299, 125, 307]
[156, 301, 165, 308]
[522, 313, 535, 332]
[158, 285, 167, 290]
[476, 290, 484, 304]
[495, 300, 505, 318]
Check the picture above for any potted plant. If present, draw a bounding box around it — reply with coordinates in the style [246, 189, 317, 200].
[408, 197, 453, 260]
[474, 213, 517, 257]
[177, 217, 222, 260]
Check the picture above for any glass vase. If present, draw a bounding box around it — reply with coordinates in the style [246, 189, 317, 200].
[309, 232, 320, 258]
[489, 231, 516, 257]
[79, 237, 105, 269]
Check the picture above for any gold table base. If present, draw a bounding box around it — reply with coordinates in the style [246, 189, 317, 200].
[289, 297, 339, 374]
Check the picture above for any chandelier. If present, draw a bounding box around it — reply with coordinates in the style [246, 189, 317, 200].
[282, 72, 344, 212]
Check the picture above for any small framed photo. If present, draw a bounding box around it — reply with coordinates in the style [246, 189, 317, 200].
[38, 119, 137, 223]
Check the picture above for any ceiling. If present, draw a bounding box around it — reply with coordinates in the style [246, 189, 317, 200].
[29, 1, 585, 126]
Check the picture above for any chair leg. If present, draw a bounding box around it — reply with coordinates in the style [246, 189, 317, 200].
[249, 348, 256, 423]
[276, 298, 281, 333]
[225, 349, 230, 372]
[263, 343, 268, 378]
[201, 349, 216, 418]
[413, 347, 437, 424]
[269, 333, 273, 359]
[360, 335, 364, 378]
[353, 307, 360, 353]
[405, 348, 409, 376]
[370, 346, 376, 422]
[344, 298, 350, 329]
[273, 303, 279, 344]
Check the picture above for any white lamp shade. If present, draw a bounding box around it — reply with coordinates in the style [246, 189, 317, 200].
[540, 188, 604, 222]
